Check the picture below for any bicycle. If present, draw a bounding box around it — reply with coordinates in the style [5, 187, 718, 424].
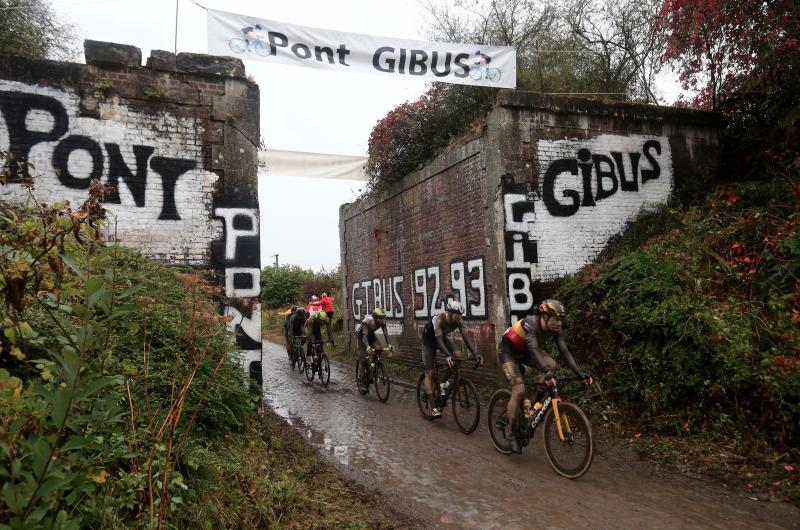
[355, 345, 393, 403]
[487, 374, 593, 479]
[228, 36, 269, 56]
[305, 339, 332, 387]
[290, 336, 307, 374]
[416, 353, 482, 434]
[469, 64, 502, 82]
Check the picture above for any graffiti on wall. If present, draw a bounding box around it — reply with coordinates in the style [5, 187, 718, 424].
[0, 80, 261, 381]
[215, 206, 262, 382]
[0, 80, 221, 261]
[501, 174, 538, 322]
[350, 257, 486, 333]
[350, 275, 405, 335]
[412, 259, 486, 319]
[502, 134, 673, 321]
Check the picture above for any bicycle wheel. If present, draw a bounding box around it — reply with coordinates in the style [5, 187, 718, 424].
[543, 401, 593, 479]
[374, 360, 390, 403]
[416, 372, 439, 420]
[487, 389, 513, 454]
[319, 354, 330, 387]
[487, 68, 501, 82]
[355, 357, 369, 395]
[304, 356, 315, 382]
[451, 378, 480, 434]
[469, 65, 483, 80]
[229, 38, 248, 54]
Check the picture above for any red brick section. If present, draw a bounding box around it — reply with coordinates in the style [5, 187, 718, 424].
[343, 153, 500, 386]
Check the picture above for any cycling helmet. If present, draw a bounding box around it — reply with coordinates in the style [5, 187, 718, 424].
[255, 23, 265, 30]
[372, 307, 386, 318]
[445, 300, 464, 315]
[537, 299, 566, 318]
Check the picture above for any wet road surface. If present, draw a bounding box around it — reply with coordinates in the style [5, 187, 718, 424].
[261, 341, 800, 529]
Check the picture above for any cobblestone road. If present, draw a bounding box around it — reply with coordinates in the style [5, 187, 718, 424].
[261, 341, 799, 529]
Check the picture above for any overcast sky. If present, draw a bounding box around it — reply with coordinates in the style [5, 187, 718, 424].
[51, 0, 682, 271]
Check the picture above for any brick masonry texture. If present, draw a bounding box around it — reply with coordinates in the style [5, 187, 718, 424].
[342, 148, 499, 386]
[341, 91, 724, 383]
[0, 45, 263, 380]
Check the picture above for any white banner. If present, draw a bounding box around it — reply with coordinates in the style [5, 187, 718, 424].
[207, 8, 516, 89]
[259, 149, 367, 180]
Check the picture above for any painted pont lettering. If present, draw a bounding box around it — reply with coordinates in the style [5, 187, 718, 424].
[0, 91, 196, 220]
[542, 140, 662, 217]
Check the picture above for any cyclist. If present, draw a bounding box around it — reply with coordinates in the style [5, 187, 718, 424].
[287, 307, 308, 360]
[318, 292, 335, 320]
[305, 309, 334, 360]
[498, 299, 592, 453]
[356, 307, 391, 384]
[420, 300, 483, 417]
[240, 23, 267, 52]
[283, 305, 299, 358]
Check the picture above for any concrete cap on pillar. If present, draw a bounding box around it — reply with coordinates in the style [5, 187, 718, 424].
[176, 52, 246, 78]
[84, 40, 142, 68]
[146, 50, 177, 72]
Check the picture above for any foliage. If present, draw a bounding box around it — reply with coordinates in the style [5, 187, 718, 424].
[658, 0, 800, 111]
[299, 265, 340, 304]
[0, 0, 79, 61]
[260, 265, 313, 309]
[260, 264, 341, 309]
[0, 171, 255, 527]
[557, 154, 800, 455]
[364, 83, 493, 191]
[423, 0, 665, 101]
[367, 0, 667, 190]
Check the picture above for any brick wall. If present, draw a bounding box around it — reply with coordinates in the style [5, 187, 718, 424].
[342, 91, 724, 384]
[341, 139, 499, 385]
[0, 41, 263, 380]
[490, 92, 724, 321]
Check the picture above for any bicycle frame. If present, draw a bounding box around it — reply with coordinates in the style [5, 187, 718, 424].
[524, 382, 572, 442]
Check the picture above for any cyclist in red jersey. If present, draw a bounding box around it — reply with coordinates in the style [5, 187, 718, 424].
[498, 299, 592, 453]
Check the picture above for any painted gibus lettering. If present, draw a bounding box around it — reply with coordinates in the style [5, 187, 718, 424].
[542, 140, 663, 217]
[0, 91, 197, 220]
[392, 276, 404, 318]
[350, 275, 404, 321]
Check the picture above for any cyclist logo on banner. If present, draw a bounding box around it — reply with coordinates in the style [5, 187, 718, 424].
[230, 23, 269, 55]
[470, 51, 501, 83]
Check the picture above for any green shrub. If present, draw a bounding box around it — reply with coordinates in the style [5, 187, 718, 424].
[0, 180, 254, 528]
[260, 265, 312, 309]
[558, 175, 800, 451]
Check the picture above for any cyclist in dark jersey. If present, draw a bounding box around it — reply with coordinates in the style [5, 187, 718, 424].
[305, 309, 334, 360]
[283, 305, 299, 358]
[356, 308, 391, 382]
[420, 300, 483, 417]
[287, 307, 308, 352]
[498, 299, 592, 453]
